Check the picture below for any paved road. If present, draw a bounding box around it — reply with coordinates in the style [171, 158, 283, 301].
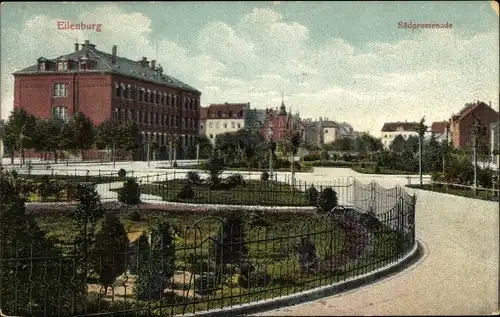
[254, 168, 499, 316]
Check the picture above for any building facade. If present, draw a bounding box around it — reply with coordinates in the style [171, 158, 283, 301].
[199, 103, 250, 144]
[260, 101, 301, 143]
[12, 40, 201, 159]
[380, 121, 421, 149]
[449, 101, 498, 149]
[430, 121, 449, 143]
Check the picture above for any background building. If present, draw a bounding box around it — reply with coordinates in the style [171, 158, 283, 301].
[12, 40, 201, 160]
[199, 102, 250, 143]
[260, 101, 301, 143]
[449, 101, 498, 149]
[380, 121, 421, 149]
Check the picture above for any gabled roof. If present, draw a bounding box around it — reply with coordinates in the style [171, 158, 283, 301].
[13, 44, 200, 94]
[381, 121, 420, 132]
[203, 103, 249, 119]
[451, 102, 498, 123]
[431, 121, 448, 134]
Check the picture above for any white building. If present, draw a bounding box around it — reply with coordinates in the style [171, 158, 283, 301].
[380, 121, 421, 149]
[199, 103, 250, 144]
[430, 121, 449, 143]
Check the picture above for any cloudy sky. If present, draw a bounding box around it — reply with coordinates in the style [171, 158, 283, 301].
[1, 1, 498, 136]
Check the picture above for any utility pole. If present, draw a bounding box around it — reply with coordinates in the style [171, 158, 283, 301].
[418, 116, 427, 186]
[147, 136, 151, 168]
[196, 142, 200, 168]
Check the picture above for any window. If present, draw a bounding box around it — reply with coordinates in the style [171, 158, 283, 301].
[79, 62, 87, 70]
[209, 122, 213, 128]
[200, 123, 204, 130]
[58, 61, 68, 71]
[147, 90, 152, 103]
[237, 123, 241, 129]
[209, 134, 214, 139]
[39, 62, 46, 71]
[216, 122, 220, 128]
[155, 113, 159, 125]
[149, 113, 153, 125]
[53, 83, 68, 97]
[182, 118, 186, 128]
[136, 111, 140, 123]
[176, 116, 180, 127]
[127, 85, 132, 99]
[325, 130, 328, 133]
[231, 122, 235, 128]
[223, 123, 227, 128]
[169, 116, 173, 127]
[218, 111, 222, 118]
[139, 88, 145, 101]
[157, 92, 161, 105]
[52, 106, 68, 120]
[115, 83, 121, 98]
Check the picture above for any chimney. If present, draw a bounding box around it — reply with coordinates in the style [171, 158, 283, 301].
[112, 45, 117, 64]
[150, 59, 156, 70]
[141, 57, 148, 68]
[84, 40, 89, 57]
[489, 101, 492, 107]
[75, 43, 79, 52]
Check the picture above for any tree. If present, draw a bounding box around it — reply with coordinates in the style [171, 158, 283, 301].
[33, 118, 73, 163]
[2, 109, 36, 165]
[91, 213, 129, 296]
[204, 155, 226, 188]
[70, 112, 95, 161]
[96, 119, 140, 167]
[194, 135, 213, 159]
[471, 115, 488, 192]
[332, 137, 354, 152]
[389, 135, 406, 152]
[0, 171, 83, 316]
[283, 131, 302, 185]
[405, 135, 420, 154]
[211, 212, 248, 273]
[423, 133, 442, 173]
[134, 221, 176, 300]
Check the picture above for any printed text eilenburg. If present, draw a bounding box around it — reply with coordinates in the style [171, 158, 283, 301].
[57, 21, 102, 33]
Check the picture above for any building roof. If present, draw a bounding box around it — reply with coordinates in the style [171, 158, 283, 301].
[12, 42, 200, 94]
[200, 107, 209, 120]
[431, 121, 448, 134]
[381, 121, 420, 132]
[451, 101, 497, 123]
[203, 102, 249, 119]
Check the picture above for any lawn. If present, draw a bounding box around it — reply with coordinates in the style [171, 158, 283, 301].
[406, 184, 499, 201]
[352, 166, 419, 175]
[113, 179, 312, 206]
[14, 174, 127, 203]
[32, 208, 408, 316]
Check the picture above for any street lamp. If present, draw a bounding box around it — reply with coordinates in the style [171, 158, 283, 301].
[267, 123, 274, 180]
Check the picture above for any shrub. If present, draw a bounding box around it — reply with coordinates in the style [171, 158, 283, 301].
[317, 187, 338, 213]
[204, 156, 226, 188]
[247, 210, 269, 228]
[226, 173, 246, 187]
[127, 233, 150, 275]
[195, 273, 219, 295]
[303, 153, 321, 161]
[374, 166, 381, 173]
[238, 271, 271, 288]
[186, 171, 202, 185]
[360, 162, 366, 168]
[360, 211, 380, 230]
[306, 186, 319, 206]
[177, 184, 195, 200]
[128, 209, 142, 222]
[260, 171, 269, 181]
[117, 168, 127, 178]
[118, 178, 141, 205]
[478, 168, 493, 188]
[320, 150, 330, 160]
[295, 236, 317, 275]
[90, 213, 129, 294]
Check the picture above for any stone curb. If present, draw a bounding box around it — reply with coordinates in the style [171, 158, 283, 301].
[179, 239, 423, 317]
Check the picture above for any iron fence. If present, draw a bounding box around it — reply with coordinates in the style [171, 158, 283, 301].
[406, 176, 499, 200]
[1, 173, 416, 317]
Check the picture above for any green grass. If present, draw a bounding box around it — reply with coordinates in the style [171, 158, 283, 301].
[406, 184, 499, 201]
[31, 208, 410, 316]
[112, 179, 311, 206]
[158, 165, 314, 173]
[17, 174, 126, 184]
[351, 166, 418, 175]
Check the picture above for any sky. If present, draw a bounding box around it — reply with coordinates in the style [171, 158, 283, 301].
[1, 1, 499, 136]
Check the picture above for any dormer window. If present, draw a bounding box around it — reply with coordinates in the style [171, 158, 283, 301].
[39, 62, 46, 71]
[58, 61, 68, 71]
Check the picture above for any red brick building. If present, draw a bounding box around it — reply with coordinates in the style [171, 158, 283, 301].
[449, 101, 498, 149]
[260, 101, 301, 143]
[12, 40, 200, 160]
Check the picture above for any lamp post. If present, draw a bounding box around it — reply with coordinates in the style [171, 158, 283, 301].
[267, 124, 274, 180]
[418, 116, 428, 186]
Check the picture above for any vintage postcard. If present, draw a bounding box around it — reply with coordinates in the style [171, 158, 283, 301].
[0, 1, 499, 316]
